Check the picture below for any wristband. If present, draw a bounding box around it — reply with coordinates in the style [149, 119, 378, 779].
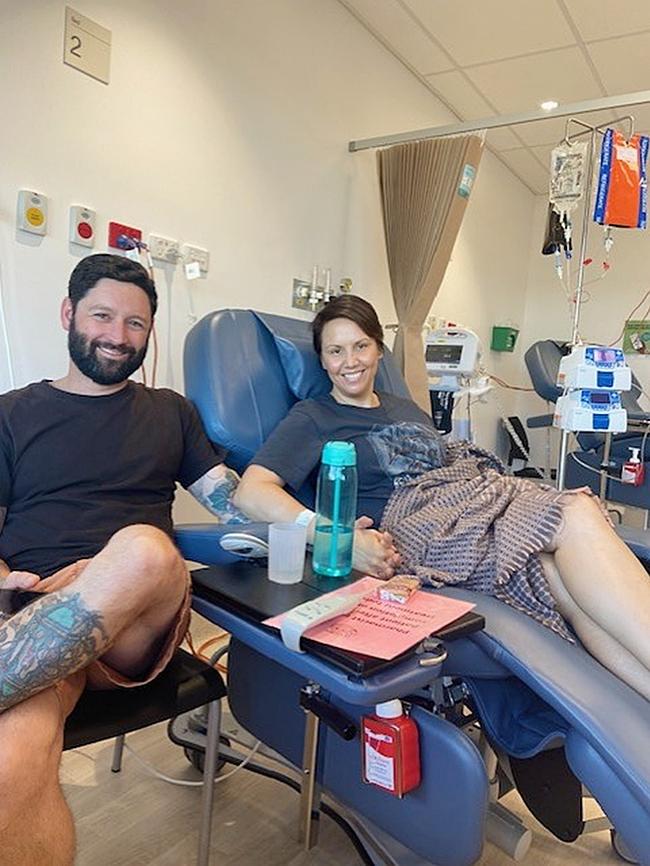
[294, 508, 316, 528]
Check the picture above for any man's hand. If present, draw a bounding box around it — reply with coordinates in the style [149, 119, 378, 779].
[1, 571, 41, 591]
[352, 516, 401, 580]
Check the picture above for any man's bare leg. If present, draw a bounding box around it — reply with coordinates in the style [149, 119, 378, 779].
[0, 523, 188, 711]
[0, 525, 188, 863]
[0, 672, 86, 866]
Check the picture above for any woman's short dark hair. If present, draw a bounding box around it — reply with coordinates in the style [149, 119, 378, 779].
[68, 253, 158, 316]
[312, 295, 384, 354]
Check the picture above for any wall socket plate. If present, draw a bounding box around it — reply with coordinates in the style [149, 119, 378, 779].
[291, 277, 353, 312]
[181, 244, 209, 273]
[149, 233, 180, 263]
[292, 278, 315, 311]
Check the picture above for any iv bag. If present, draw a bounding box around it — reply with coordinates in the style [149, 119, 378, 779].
[549, 141, 588, 214]
[593, 128, 649, 229]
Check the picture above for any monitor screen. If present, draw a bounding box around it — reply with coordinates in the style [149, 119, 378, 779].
[590, 392, 611, 404]
[593, 348, 617, 363]
[426, 344, 463, 365]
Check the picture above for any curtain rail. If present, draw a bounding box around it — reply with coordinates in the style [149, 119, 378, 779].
[349, 89, 650, 152]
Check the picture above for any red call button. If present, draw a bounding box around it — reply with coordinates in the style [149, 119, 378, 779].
[77, 222, 93, 239]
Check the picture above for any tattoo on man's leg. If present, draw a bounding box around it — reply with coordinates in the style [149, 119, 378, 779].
[0, 593, 109, 711]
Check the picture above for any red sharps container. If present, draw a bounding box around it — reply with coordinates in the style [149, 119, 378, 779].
[362, 699, 421, 797]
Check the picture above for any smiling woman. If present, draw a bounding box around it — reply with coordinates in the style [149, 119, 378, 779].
[319, 318, 383, 407]
[233, 295, 650, 701]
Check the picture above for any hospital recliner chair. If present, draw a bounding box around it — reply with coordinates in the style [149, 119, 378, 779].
[176, 310, 650, 866]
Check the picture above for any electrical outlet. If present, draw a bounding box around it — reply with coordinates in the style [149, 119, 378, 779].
[149, 234, 180, 263]
[181, 244, 209, 274]
[292, 278, 313, 310]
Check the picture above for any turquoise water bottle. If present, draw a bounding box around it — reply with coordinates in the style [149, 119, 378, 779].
[312, 441, 358, 577]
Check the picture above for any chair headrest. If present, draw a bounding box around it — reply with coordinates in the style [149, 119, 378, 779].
[183, 308, 410, 472]
[524, 340, 567, 402]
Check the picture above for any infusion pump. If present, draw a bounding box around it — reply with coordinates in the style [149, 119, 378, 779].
[554, 389, 627, 432]
[554, 344, 631, 433]
[425, 328, 480, 392]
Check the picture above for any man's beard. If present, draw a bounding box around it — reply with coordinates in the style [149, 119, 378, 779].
[68, 320, 149, 386]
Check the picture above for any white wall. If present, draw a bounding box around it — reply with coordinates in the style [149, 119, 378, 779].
[0, 0, 537, 515]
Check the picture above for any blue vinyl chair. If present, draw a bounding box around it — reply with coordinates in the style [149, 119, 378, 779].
[176, 311, 650, 866]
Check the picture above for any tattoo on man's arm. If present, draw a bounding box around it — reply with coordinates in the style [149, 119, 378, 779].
[0, 593, 109, 712]
[189, 467, 248, 524]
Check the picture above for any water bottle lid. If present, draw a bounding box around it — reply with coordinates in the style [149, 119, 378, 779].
[375, 699, 403, 718]
[322, 441, 357, 467]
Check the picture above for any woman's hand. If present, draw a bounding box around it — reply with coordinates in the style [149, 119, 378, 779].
[352, 516, 401, 580]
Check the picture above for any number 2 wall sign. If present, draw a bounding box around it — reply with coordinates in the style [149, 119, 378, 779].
[63, 7, 111, 85]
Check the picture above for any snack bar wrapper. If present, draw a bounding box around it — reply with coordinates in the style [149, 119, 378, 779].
[378, 576, 421, 605]
[594, 128, 649, 229]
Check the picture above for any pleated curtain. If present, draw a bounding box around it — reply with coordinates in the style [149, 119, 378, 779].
[378, 134, 484, 409]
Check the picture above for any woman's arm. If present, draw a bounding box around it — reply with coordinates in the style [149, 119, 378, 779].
[233, 464, 312, 525]
[234, 464, 400, 579]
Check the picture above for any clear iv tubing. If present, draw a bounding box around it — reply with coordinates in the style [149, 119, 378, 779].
[0, 265, 16, 390]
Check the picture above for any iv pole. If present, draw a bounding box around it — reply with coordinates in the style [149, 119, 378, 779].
[556, 114, 635, 490]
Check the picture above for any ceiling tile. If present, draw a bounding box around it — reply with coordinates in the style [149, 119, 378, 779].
[515, 109, 616, 147]
[341, 0, 453, 74]
[564, 0, 650, 42]
[586, 32, 650, 95]
[465, 47, 603, 115]
[486, 126, 526, 151]
[424, 70, 521, 148]
[627, 104, 650, 136]
[498, 148, 549, 193]
[403, 0, 575, 66]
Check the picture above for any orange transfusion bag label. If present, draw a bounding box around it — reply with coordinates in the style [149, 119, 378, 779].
[594, 128, 649, 229]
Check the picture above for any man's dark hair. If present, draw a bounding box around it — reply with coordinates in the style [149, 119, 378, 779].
[68, 254, 158, 316]
[312, 294, 384, 355]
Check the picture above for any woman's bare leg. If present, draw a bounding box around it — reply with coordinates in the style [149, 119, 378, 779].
[543, 493, 650, 695]
[541, 553, 650, 700]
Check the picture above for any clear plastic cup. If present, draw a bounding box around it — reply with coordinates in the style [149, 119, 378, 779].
[268, 522, 307, 584]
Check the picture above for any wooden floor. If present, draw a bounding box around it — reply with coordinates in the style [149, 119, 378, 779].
[61, 613, 624, 866]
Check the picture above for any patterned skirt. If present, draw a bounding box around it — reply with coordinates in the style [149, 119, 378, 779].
[381, 442, 589, 641]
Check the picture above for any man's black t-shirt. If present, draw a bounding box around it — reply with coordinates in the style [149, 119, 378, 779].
[0, 381, 224, 577]
[253, 392, 445, 527]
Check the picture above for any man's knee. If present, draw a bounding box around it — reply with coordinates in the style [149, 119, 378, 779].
[108, 525, 185, 587]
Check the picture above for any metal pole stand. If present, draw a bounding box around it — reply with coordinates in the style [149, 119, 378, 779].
[298, 684, 323, 849]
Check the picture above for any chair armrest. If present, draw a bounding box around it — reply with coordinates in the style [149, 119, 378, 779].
[174, 522, 269, 566]
[526, 414, 554, 429]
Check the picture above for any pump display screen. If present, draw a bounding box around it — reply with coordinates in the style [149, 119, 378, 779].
[426, 344, 463, 365]
[591, 392, 611, 404]
[593, 348, 617, 363]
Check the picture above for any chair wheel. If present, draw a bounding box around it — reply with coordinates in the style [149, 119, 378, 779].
[610, 829, 640, 864]
[184, 736, 230, 774]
